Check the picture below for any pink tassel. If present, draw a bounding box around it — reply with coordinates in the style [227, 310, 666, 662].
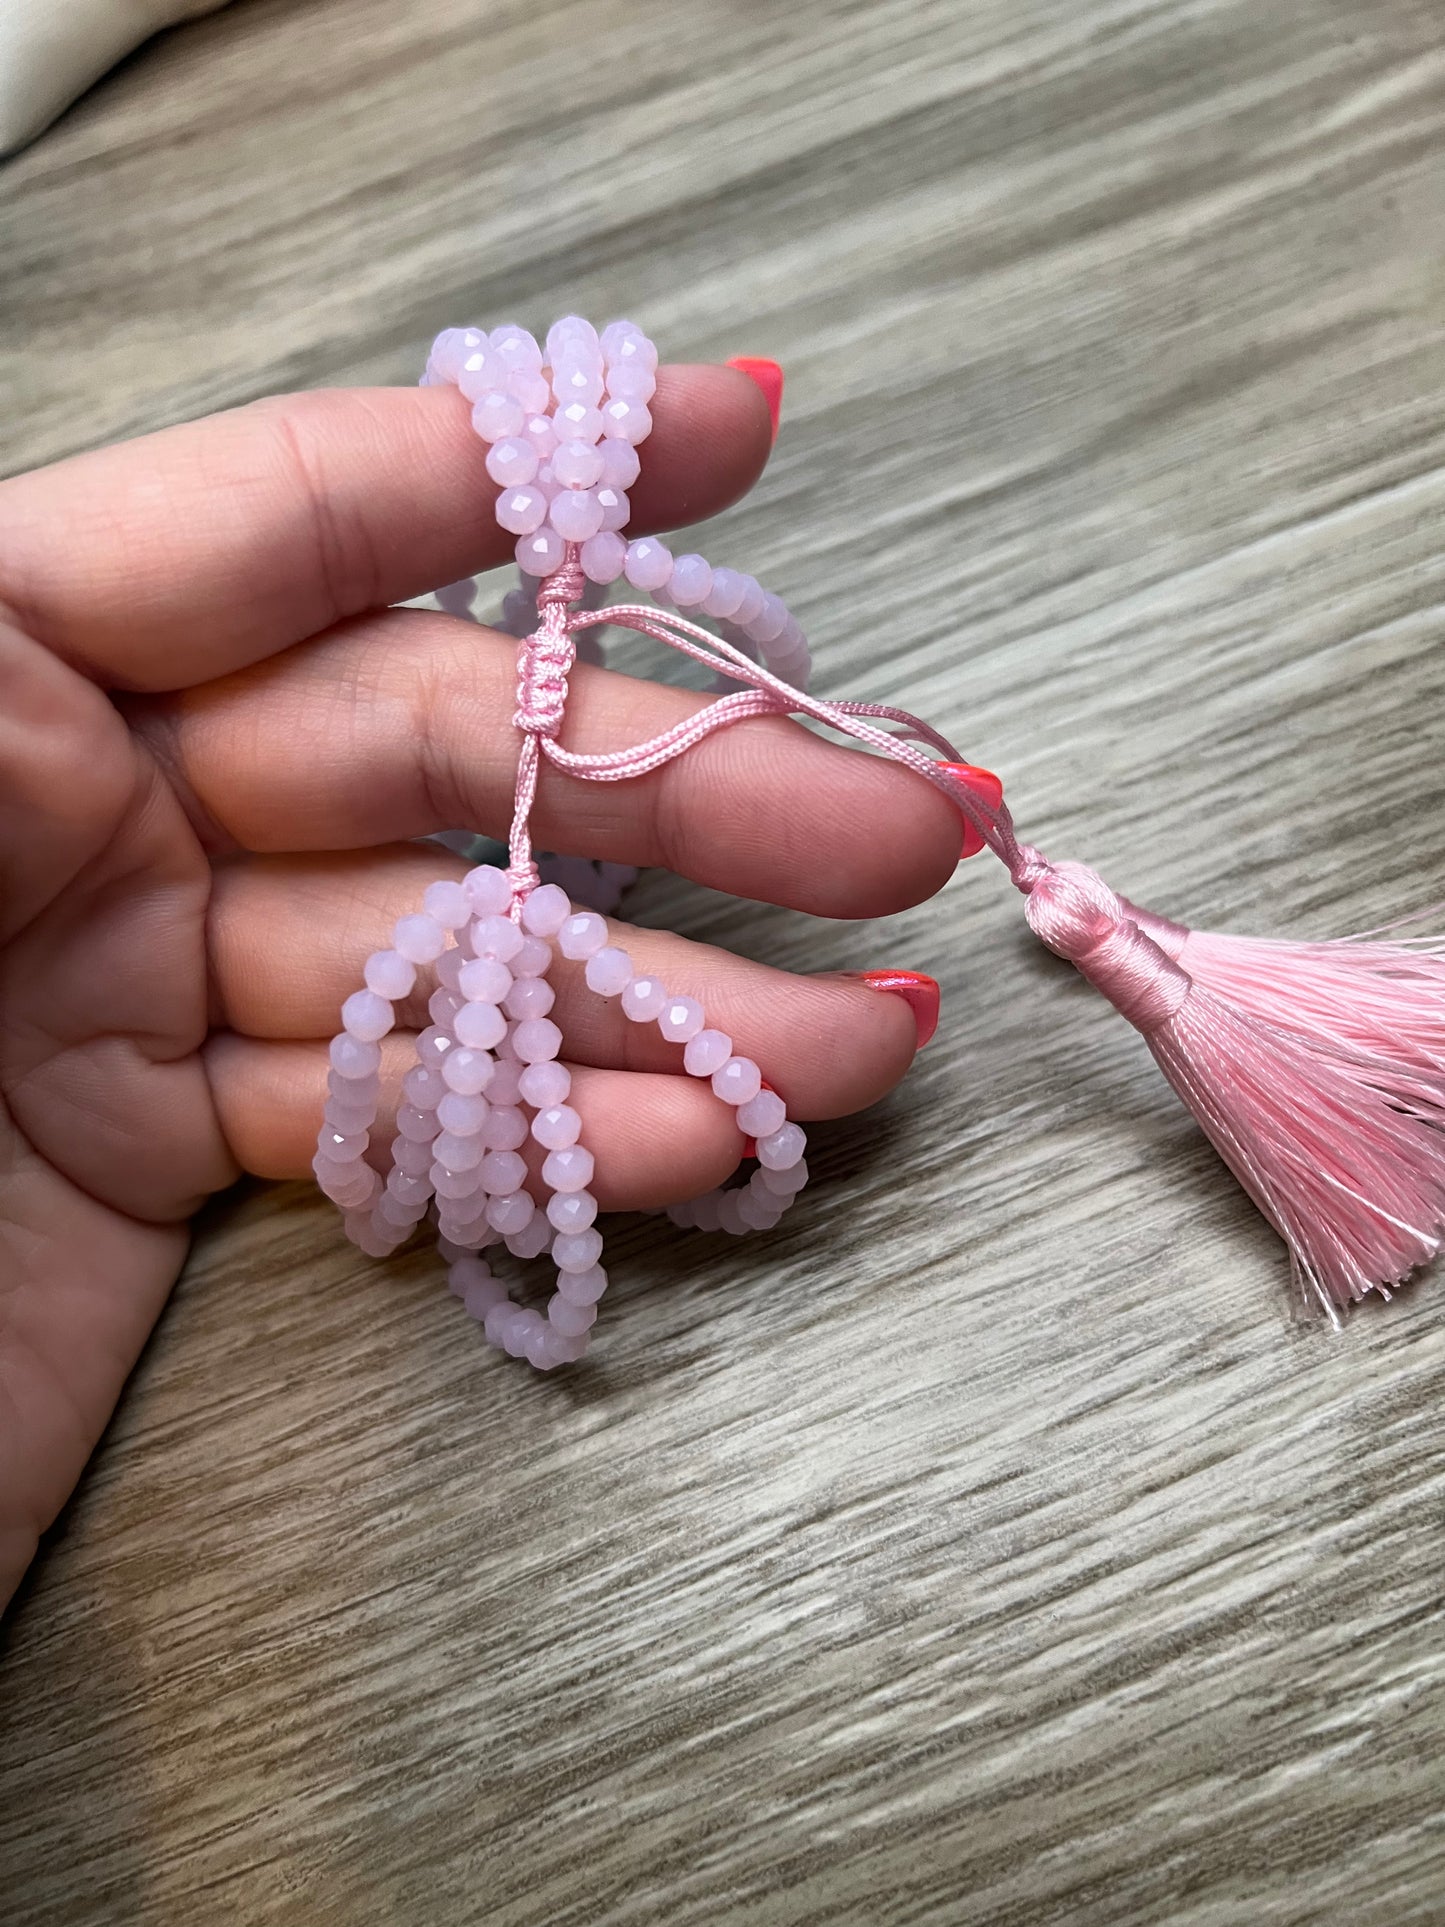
[1018, 860, 1445, 1321]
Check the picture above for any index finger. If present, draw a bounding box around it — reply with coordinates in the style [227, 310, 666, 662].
[0, 366, 773, 692]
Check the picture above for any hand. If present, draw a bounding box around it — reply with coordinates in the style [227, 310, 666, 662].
[0, 369, 962, 1606]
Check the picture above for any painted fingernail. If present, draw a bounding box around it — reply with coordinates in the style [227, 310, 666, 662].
[726, 356, 783, 441]
[843, 970, 941, 1049]
[939, 762, 1004, 860]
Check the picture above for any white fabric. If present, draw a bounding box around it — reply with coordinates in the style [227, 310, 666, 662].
[0, 0, 232, 157]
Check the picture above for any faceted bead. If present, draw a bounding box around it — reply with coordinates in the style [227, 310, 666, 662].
[453, 1001, 506, 1051]
[751, 592, 789, 643]
[543, 1145, 595, 1193]
[330, 1034, 382, 1079]
[520, 882, 570, 936]
[458, 956, 512, 1003]
[558, 912, 609, 960]
[486, 1191, 535, 1235]
[620, 975, 667, 1022]
[605, 361, 656, 404]
[552, 361, 605, 408]
[580, 530, 626, 583]
[522, 413, 558, 457]
[485, 438, 539, 488]
[513, 1017, 563, 1062]
[490, 325, 542, 371]
[758, 1122, 807, 1170]
[547, 1189, 598, 1233]
[480, 1150, 528, 1194]
[402, 1064, 445, 1110]
[495, 484, 548, 535]
[712, 1056, 762, 1106]
[487, 1057, 525, 1106]
[324, 1099, 373, 1137]
[548, 1293, 597, 1335]
[435, 948, 464, 993]
[595, 487, 630, 533]
[436, 1090, 488, 1135]
[392, 1137, 433, 1177]
[393, 914, 448, 964]
[684, 1029, 732, 1077]
[481, 1105, 529, 1152]
[554, 400, 604, 444]
[386, 1171, 433, 1206]
[702, 567, 748, 620]
[364, 949, 416, 999]
[428, 988, 462, 1026]
[505, 1213, 554, 1260]
[472, 914, 525, 962]
[759, 1156, 809, 1195]
[396, 1104, 439, 1143]
[623, 538, 672, 591]
[734, 576, 766, 626]
[465, 866, 513, 916]
[512, 934, 552, 977]
[433, 1130, 484, 1170]
[550, 438, 604, 490]
[378, 1191, 425, 1228]
[318, 1129, 366, 1162]
[657, 995, 705, 1043]
[553, 1226, 604, 1271]
[600, 398, 652, 444]
[737, 1088, 787, 1137]
[598, 438, 641, 489]
[428, 327, 481, 383]
[548, 490, 604, 542]
[532, 1104, 581, 1150]
[471, 392, 525, 442]
[464, 1275, 508, 1319]
[547, 315, 600, 360]
[441, 1047, 494, 1095]
[329, 1065, 379, 1103]
[716, 1191, 750, 1236]
[584, 946, 633, 996]
[519, 1060, 571, 1108]
[503, 975, 555, 1020]
[516, 527, 566, 576]
[509, 370, 553, 415]
[457, 352, 508, 401]
[416, 1026, 455, 1068]
[557, 1261, 608, 1306]
[423, 879, 472, 930]
[483, 1300, 520, 1350]
[604, 328, 657, 373]
[666, 554, 712, 608]
[342, 989, 394, 1043]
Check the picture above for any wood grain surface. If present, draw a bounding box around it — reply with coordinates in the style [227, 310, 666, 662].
[4, 1, 1445, 1921]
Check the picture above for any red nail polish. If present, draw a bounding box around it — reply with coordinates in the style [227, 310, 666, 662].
[843, 970, 941, 1049]
[939, 762, 1004, 859]
[726, 357, 783, 441]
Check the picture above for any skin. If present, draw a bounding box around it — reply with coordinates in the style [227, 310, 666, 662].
[0, 368, 962, 1610]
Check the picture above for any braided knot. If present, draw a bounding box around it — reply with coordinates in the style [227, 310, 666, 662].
[1022, 860, 1191, 1034]
[513, 630, 577, 738]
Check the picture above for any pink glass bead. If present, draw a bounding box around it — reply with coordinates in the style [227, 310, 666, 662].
[702, 567, 748, 620]
[423, 880, 472, 930]
[716, 1192, 750, 1237]
[623, 538, 672, 591]
[342, 989, 394, 1042]
[516, 528, 566, 575]
[596, 441, 639, 493]
[512, 934, 551, 977]
[471, 393, 525, 443]
[668, 554, 713, 608]
[481, 1105, 529, 1151]
[549, 489, 605, 542]
[491, 324, 542, 371]
[553, 358, 605, 407]
[684, 1029, 732, 1077]
[458, 956, 512, 1004]
[620, 975, 667, 1022]
[428, 327, 479, 383]
[434, 1130, 484, 1170]
[557, 1262, 608, 1306]
[604, 327, 657, 373]
[455, 1001, 507, 1050]
[513, 1017, 562, 1062]
[580, 530, 626, 584]
[396, 1104, 439, 1143]
[472, 914, 525, 963]
[330, 1034, 381, 1079]
[543, 1145, 595, 1193]
[522, 413, 558, 457]
[509, 371, 552, 415]
[737, 1186, 780, 1229]
[318, 1129, 366, 1162]
[496, 484, 548, 536]
[483, 1301, 520, 1350]
[550, 438, 605, 489]
[486, 1192, 535, 1235]
[329, 1065, 379, 1102]
[387, 1170, 433, 1206]
[584, 947, 633, 996]
[558, 912, 609, 960]
[415, 1026, 453, 1067]
[436, 1090, 488, 1135]
[601, 398, 652, 444]
[737, 1088, 787, 1137]
[364, 949, 416, 999]
[506, 1213, 553, 1260]
[553, 1226, 604, 1271]
[457, 352, 508, 401]
[532, 1104, 581, 1150]
[393, 1136, 433, 1177]
[520, 882, 570, 936]
[503, 975, 555, 1020]
[378, 1192, 423, 1228]
[712, 1056, 762, 1105]
[488, 1058, 525, 1106]
[758, 1122, 807, 1170]
[402, 1064, 445, 1109]
[324, 1098, 372, 1136]
[441, 1047, 494, 1095]
[429, 988, 462, 1026]
[555, 400, 604, 444]
[734, 576, 766, 626]
[759, 1157, 809, 1195]
[548, 315, 600, 358]
[752, 593, 789, 643]
[394, 914, 447, 964]
[658, 995, 704, 1043]
[465, 866, 513, 916]
[519, 1060, 571, 1107]
[547, 1189, 597, 1233]
[435, 948, 464, 992]
[596, 487, 630, 533]
[605, 360, 656, 404]
[481, 1150, 528, 1195]
[548, 1294, 597, 1335]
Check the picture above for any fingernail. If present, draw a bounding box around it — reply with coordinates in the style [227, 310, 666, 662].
[938, 762, 1004, 860]
[726, 356, 783, 441]
[842, 970, 941, 1049]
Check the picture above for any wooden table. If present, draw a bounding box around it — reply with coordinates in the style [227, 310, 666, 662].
[4, 2, 1445, 1920]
